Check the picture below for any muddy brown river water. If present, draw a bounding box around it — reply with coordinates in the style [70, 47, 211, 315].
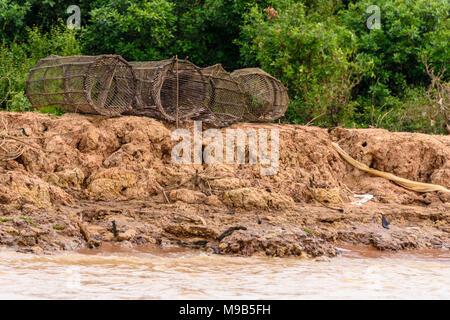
[0, 245, 448, 299]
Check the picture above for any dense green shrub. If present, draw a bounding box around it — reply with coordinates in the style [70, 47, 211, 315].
[0, 24, 81, 111]
[174, 0, 270, 70]
[239, 0, 369, 126]
[238, 0, 448, 132]
[81, 0, 176, 61]
[0, 0, 92, 43]
[340, 0, 449, 90]
[0, 0, 447, 134]
[338, 0, 449, 133]
[0, 0, 31, 43]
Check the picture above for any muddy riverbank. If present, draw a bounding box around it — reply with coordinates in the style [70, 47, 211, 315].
[0, 112, 448, 257]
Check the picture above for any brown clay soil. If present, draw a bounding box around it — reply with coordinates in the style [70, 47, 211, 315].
[0, 112, 449, 258]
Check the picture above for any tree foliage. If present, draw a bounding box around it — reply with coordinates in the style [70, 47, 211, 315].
[239, 0, 367, 126]
[0, 24, 80, 111]
[81, 0, 177, 61]
[0, 0, 448, 133]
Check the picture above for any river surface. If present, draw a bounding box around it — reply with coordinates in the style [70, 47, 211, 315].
[0, 245, 448, 299]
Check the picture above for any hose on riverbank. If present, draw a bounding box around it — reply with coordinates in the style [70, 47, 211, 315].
[331, 142, 450, 193]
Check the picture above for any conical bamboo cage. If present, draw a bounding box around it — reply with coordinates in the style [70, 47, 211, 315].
[197, 64, 247, 127]
[129, 58, 208, 123]
[26, 55, 136, 116]
[231, 68, 289, 122]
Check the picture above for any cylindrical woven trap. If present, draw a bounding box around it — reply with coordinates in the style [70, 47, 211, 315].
[231, 68, 289, 122]
[125, 60, 167, 120]
[197, 64, 247, 127]
[129, 58, 208, 122]
[26, 55, 136, 116]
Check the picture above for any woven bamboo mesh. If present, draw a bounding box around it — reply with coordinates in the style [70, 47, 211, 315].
[231, 68, 289, 122]
[25, 55, 289, 125]
[124, 60, 165, 119]
[128, 58, 208, 122]
[26, 55, 136, 116]
[0, 117, 25, 161]
[0, 134, 25, 161]
[197, 64, 247, 127]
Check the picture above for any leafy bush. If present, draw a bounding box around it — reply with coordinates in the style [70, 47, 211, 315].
[340, 0, 449, 90]
[339, 0, 449, 132]
[174, 0, 270, 70]
[239, 0, 368, 126]
[81, 0, 176, 61]
[238, 0, 449, 132]
[0, 0, 92, 43]
[0, 0, 448, 133]
[0, 0, 30, 43]
[0, 23, 81, 111]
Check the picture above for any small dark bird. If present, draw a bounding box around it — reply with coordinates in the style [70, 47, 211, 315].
[111, 220, 118, 238]
[18, 127, 29, 137]
[381, 214, 390, 229]
[256, 213, 262, 225]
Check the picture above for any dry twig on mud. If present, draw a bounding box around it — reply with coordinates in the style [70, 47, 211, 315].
[154, 181, 171, 203]
[76, 216, 100, 248]
[217, 226, 247, 242]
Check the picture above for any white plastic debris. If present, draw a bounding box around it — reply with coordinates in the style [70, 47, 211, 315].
[350, 194, 374, 206]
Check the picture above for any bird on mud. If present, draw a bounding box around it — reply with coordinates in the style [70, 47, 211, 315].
[381, 214, 390, 229]
[111, 220, 118, 238]
[18, 127, 29, 137]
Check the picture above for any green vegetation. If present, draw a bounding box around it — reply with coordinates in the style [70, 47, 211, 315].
[19, 215, 39, 226]
[0, 23, 81, 112]
[81, 0, 176, 61]
[0, 218, 10, 222]
[0, 0, 448, 133]
[52, 225, 65, 230]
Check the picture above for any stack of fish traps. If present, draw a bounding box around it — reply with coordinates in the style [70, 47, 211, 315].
[26, 55, 289, 127]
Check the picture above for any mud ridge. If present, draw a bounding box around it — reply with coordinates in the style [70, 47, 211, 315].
[0, 112, 448, 257]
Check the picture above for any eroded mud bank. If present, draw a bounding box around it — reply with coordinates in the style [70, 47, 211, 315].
[0, 112, 448, 257]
